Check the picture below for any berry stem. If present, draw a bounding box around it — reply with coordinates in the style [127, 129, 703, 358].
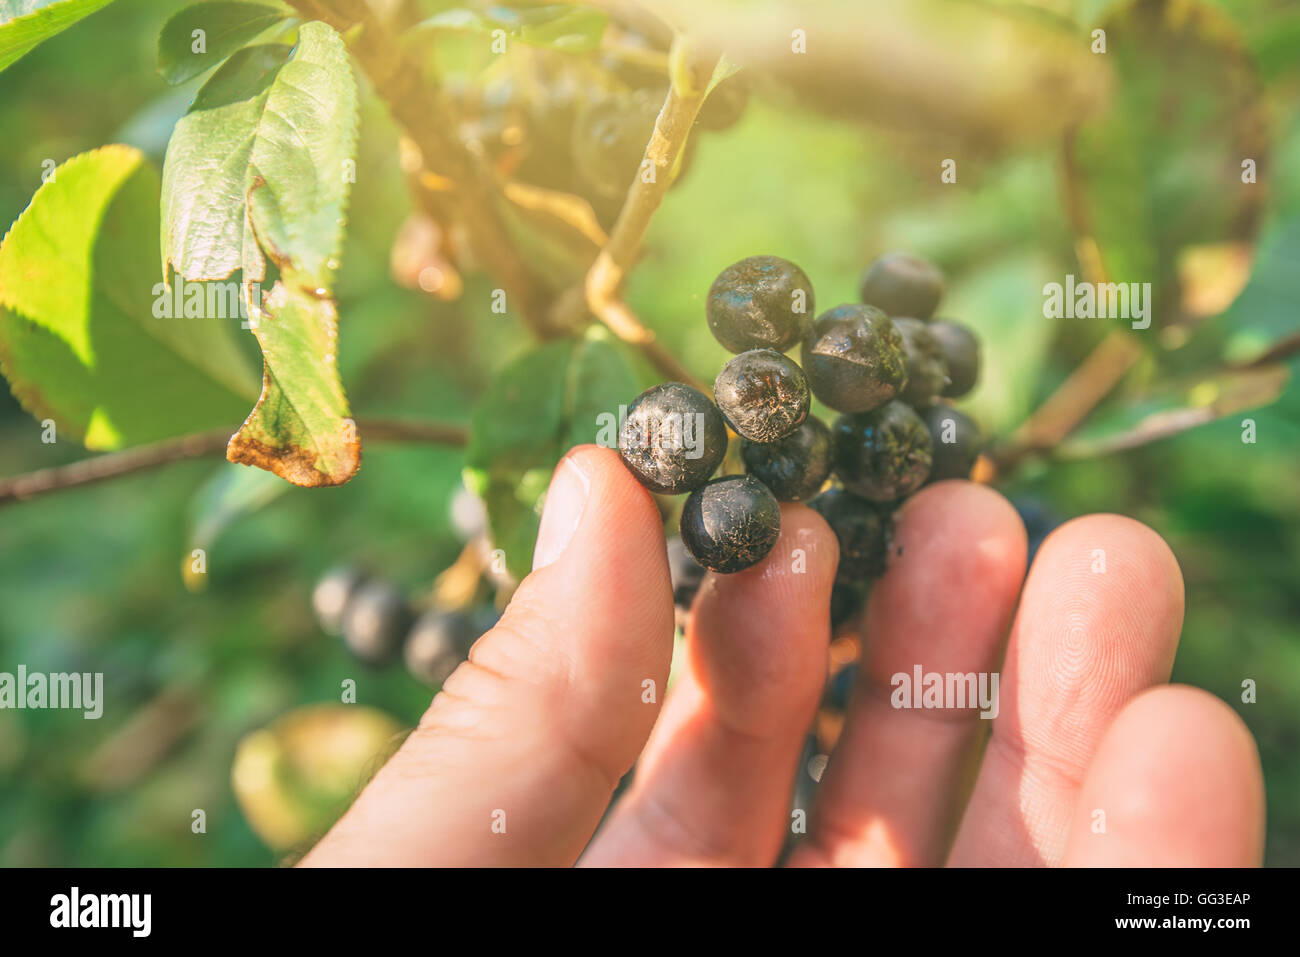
[0, 419, 468, 507]
[585, 76, 708, 307]
[551, 59, 715, 390]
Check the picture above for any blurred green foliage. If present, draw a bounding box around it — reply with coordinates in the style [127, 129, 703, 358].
[1, 0, 1298, 865]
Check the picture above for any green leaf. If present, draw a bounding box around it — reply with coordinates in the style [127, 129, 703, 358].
[0, 145, 259, 449]
[0, 0, 115, 73]
[418, 4, 608, 51]
[160, 21, 361, 485]
[161, 20, 357, 286]
[161, 42, 290, 284]
[464, 335, 636, 579]
[467, 343, 571, 472]
[226, 279, 360, 486]
[158, 1, 289, 85]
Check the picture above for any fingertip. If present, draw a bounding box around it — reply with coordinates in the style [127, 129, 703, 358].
[1033, 513, 1185, 626]
[748, 501, 840, 589]
[894, 480, 1029, 565]
[794, 482, 1028, 867]
[1126, 686, 1264, 809]
[1066, 684, 1265, 866]
[686, 502, 837, 734]
[532, 443, 668, 585]
[866, 480, 1027, 670]
[583, 500, 840, 866]
[1015, 515, 1185, 715]
[785, 499, 840, 558]
[567, 443, 666, 545]
[1124, 685, 1262, 762]
[692, 502, 838, 637]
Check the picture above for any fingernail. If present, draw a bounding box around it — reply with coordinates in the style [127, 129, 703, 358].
[532, 453, 591, 570]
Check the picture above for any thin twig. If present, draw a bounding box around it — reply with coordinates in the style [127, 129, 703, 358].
[551, 285, 707, 391]
[361, 419, 469, 446]
[0, 418, 468, 506]
[1053, 363, 1288, 461]
[584, 79, 708, 319]
[551, 65, 712, 390]
[502, 180, 609, 249]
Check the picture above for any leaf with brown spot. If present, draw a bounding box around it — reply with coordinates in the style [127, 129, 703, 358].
[227, 279, 359, 486]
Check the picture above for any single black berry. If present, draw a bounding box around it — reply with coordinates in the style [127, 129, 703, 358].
[921, 404, 982, 482]
[802, 304, 908, 413]
[928, 320, 981, 398]
[1012, 497, 1062, 567]
[714, 348, 810, 443]
[858, 252, 945, 319]
[809, 487, 893, 583]
[741, 416, 833, 501]
[515, 73, 583, 194]
[832, 400, 933, 502]
[312, 566, 367, 635]
[667, 535, 707, 610]
[618, 382, 728, 494]
[680, 475, 782, 573]
[341, 580, 413, 665]
[404, 609, 480, 686]
[894, 317, 950, 407]
[572, 89, 660, 200]
[706, 255, 815, 354]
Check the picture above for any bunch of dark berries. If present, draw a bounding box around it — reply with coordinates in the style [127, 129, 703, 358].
[617, 252, 984, 624]
[311, 567, 498, 687]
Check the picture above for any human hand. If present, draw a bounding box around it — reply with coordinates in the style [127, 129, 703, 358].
[301, 445, 1264, 867]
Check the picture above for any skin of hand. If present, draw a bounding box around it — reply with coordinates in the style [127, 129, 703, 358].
[300, 445, 1266, 867]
